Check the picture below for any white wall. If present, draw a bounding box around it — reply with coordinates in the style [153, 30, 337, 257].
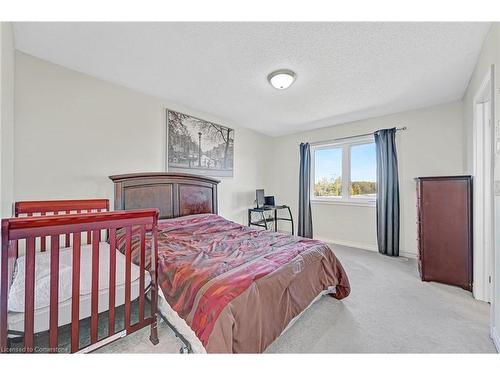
[13, 52, 272, 225]
[462, 23, 500, 351]
[0, 22, 15, 218]
[268, 101, 465, 258]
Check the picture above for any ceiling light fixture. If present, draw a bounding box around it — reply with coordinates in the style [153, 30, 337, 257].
[267, 69, 296, 90]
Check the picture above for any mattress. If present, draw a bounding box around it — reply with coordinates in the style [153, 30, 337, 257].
[7, 240, 151, 335]
[8, 272, 151, 335]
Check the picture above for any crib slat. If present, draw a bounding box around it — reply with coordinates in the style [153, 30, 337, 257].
[125, 227, 132, 332]
[139, 225, 146, 322]
[87, 226, 91, 244]
[90, 230, 99, 344]
[87, 210, 94, 244]
[108, 228, 117, 336]
[40, 212, 46, 252]
[24, 237, 36, 353]
[98, 209, 108, 242]
[65, 211, 71, 247]
[71, 233, 81, 353]
[49, 236, 60, 352]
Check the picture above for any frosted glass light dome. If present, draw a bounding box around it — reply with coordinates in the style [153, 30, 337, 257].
[268, 69, 296, 90]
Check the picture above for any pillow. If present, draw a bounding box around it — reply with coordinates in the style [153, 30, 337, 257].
[8, 242, 143, 312]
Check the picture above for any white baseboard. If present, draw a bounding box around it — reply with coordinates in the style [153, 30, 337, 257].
[315, 236, 417, 259]
[492, 326, 500, 353]
[315, 237, 378, 252]
[399, 251, 418, 259]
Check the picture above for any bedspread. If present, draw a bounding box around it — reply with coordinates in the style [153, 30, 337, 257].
[118, 213, 350, 352]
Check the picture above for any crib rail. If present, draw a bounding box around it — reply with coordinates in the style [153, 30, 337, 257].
[15, 199, 109, 217]
[15, 199, 110, 251]
[1, 208, 159, 354]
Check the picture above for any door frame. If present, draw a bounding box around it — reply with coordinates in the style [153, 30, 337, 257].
[472, 66, 495, 303]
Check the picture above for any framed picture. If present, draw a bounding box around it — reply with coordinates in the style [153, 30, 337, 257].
[166, 109, 234, 177]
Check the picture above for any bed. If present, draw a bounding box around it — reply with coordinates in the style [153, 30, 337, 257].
[110, 172, 351, 353]
[1, 200, 159, 353]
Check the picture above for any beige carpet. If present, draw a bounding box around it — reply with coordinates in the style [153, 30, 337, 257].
[96, 245, 497, 353]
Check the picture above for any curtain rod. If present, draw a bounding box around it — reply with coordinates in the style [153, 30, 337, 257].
[309, 126, 407, 146]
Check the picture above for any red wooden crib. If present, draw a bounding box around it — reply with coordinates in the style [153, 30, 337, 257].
[0, 199, 159, 353]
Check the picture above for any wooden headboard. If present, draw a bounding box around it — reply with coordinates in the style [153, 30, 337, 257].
[109, 172, 220, 220]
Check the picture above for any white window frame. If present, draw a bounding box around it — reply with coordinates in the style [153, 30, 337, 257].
[310, 134, 376, 207]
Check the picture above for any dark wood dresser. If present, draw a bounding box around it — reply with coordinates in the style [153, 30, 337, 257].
[416, 176, 473, 291]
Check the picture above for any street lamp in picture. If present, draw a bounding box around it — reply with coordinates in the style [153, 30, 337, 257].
[198, 131, 202, 167]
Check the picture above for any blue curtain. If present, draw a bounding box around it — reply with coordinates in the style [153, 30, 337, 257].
[298, 143, 313, 238]
[374, 128, 400, 256]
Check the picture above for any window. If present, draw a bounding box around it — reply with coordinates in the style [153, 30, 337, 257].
[311, 135, 376, 205]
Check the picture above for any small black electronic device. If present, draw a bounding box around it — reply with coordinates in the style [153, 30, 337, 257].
[264, 196, 275, 206]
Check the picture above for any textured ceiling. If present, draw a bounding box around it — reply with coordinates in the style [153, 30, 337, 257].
[13, 22, 490, 136]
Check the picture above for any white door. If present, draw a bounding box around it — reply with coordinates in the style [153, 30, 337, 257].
[473, 76, 494, 303]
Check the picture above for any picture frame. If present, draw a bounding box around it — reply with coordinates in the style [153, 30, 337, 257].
[166, 109, 234, 177]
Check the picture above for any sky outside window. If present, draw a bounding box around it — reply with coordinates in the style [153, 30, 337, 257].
[350, 143, 376, 198]
[314, 148, 342, 182]
[314, 148, 342, 196]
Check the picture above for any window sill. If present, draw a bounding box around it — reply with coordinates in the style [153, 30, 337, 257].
[311, 198, 376, 207]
